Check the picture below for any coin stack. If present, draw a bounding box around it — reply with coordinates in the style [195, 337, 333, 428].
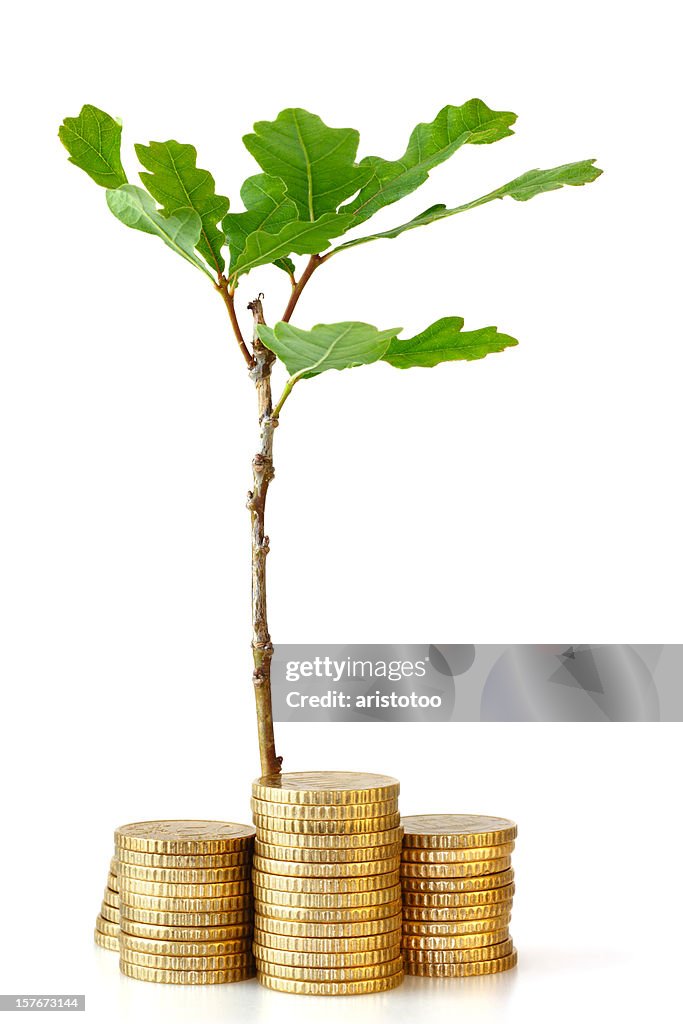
[401, 815, 518, 978]
[251, 772, 404, 995]
[114, 820, 256, 985]
[94, 855, 120, 952]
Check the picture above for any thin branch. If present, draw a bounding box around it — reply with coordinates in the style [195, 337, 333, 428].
[247, 295, 282, 777]
[272, 374, 299, 420]
[281, 254, 322, 323]
[216, 275, 254, 368]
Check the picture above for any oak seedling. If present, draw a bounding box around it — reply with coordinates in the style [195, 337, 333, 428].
[59, 100, 602, 774]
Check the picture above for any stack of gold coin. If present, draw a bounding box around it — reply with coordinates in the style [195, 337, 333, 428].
[251, 772, 404, 995]
[114, 820, 256, 985]
[401, 815, 518, 977]
[94, 855, 120, 952]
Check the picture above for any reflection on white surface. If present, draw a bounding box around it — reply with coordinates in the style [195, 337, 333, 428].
[89, 941, 676, 1024]
[91, 947, 519, 1024]
[400, 969, 518, 1015]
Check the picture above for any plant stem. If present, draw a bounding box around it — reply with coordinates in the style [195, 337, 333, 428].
[247, 295, 282, 777]
[216, 275, 254, 368]
[272, 373, 300, 420]
[281, 254, 322, 322]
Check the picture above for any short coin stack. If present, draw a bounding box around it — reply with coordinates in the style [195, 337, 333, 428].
[401, 815, 518, 978]
[251, 772, 404, 995]
[114, 820, 256, 985]
[94, 855, 120, 952]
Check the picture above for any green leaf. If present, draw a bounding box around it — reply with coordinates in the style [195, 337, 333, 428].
[231, 212, 352, 279]
[243, 108, 371, 221]
[330, 203, 451, 254]
[341, 99, 516, 228]
[330, 159, 603, 257]
[59, 104, 128, 188]
[383, 317, 518, 369]
[274, 256, 296, 277]
[135, 140, 229, 273]
[485, 160, 604, 200]
[105, 185, 213, 279]
[258, 321, 400, 378]
[222, 173, 299, 274]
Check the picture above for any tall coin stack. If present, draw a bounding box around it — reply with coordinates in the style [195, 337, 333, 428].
[251, 772, 405, 995]
[114, 820, 256, 985]
[400, 815, 518, 978]
[94, 855, 120, 952]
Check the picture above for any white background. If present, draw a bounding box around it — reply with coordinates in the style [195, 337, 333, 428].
[1, 1, 681, 1021]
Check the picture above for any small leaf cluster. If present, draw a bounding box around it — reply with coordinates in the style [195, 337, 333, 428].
[59, 101, 602, 394]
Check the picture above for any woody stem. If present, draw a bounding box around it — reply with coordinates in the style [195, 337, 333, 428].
[247, 295, 282, 777]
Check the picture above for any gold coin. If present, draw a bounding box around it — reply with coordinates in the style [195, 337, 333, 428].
[402, 815, 517, 849]
[118, 863, 250, 884]
[402, 883, 515, 907]
[99, 903, 120, 924]
[255, 898, 403, 923]
[255, 841, 402, 864]
[402, 928, 510, 950]
[255, 957, 403, 981]
[110, 856, 118, 874]
[251, 798, 398, 820]
[120, 917, 252, 942]
[253, 813, 401, 835]
[120, 948, 253, 971]
[121, 892, 251, 913]
[107, 873, 119, 892]
[401, 869, 514, 894]
[122, 906, 252, 927]
[252, 870, 400, 894]
[253, 772, 400, 806]
[120, 934, 251, 957]
[119, 878, 251, 899]
[120, 961, 255, 985]
[95, 915, 119, 937]
[253, 928, 400, 953]
[117, 849, 252, 869]
[403, 899, 514, 922]
[402, 842, 515, 863]
[102, 888, 120, 909]
[254, 913, 402, 938]
[401, 857, 512, 879]
[402, 913, 512, 936]
[253, 855, 399, 878]
[256, 827, 403, 849]
[258, 972, 404, 995]
[253, 943, 401, 968]
[94, 930, 119, 952]
[253, 883, 401, 908]
[404, 938, 514, 963]
[405, 949, 518, 977]
[115, 820, 256, 855]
